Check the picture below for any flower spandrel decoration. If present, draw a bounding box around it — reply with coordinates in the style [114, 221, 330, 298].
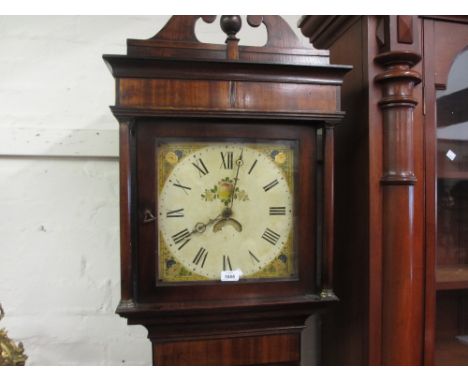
[201, 177, 249, 206]
[165, 150, 185, 165]
[271, 150, 287, 165]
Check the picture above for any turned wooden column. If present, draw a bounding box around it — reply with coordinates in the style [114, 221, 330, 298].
[299, 15, 427, 365]
[375, 48, 422, 364]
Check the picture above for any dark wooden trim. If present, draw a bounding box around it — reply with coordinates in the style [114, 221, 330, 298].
[437, 88, 468, 127]
[298, 16, 360, 50]
[397, 16, 414, 44]
[117, 293, 331, 315]
[420, 16, 468, 24]
[103, 55, 351, 85]
[144, 15, 216, 43]
[436, 281, 468, 291]
[116, 78, 341, 115]
[431, 22, 468, 89]
[365, 17, 384, 365]
[110, 106, 346, 123]
[151, 326, 305, 344]
[118, 293, 334, 353]
[128, 120, 139, 301]
[126, 15, 326, 67]
[152, 332, 302, 365]
[128, 37, 329, 56]
[118, 119, 134, 301]
[321, 124, 335, 297]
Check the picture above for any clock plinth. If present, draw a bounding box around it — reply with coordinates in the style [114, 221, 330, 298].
[104, 15, 350, 365]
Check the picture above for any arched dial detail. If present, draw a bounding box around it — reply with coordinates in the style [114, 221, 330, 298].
[157, 142, 296, 282]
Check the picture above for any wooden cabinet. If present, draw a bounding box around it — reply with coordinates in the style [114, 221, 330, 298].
[427, 21, 468, 364]
[299, 15, 468, 365]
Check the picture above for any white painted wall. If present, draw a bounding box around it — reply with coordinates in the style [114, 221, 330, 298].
[0, 16, 323, 365]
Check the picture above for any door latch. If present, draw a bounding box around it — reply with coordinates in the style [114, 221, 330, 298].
[143, 209, 156, 224]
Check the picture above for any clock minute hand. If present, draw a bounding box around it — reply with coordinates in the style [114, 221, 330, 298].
[229, 148, 244, 211]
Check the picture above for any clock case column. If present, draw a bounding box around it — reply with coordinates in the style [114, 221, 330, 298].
[104, 15, 350, 365]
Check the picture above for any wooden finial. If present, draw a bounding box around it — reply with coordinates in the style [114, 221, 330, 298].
[220, 15, 242, 59]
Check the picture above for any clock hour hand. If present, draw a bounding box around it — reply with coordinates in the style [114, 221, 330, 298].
[191, 206, 243, 235]
[190, 213, 223, 235]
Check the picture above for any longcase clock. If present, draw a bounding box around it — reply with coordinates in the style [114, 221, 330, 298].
[104, 15, 350, 365]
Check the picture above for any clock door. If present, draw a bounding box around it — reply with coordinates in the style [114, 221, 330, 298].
[433, 48, 468, 366]
[135, 118, 317, 304]
[422, 17, 468, 365]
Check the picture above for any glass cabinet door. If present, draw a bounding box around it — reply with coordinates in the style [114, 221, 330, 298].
[435, 50, 468, 365]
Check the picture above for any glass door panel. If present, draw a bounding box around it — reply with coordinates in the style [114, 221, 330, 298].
[435, 50, 468, 365]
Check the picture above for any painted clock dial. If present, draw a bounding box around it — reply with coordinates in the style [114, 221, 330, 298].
[157, 140, 297, 282]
